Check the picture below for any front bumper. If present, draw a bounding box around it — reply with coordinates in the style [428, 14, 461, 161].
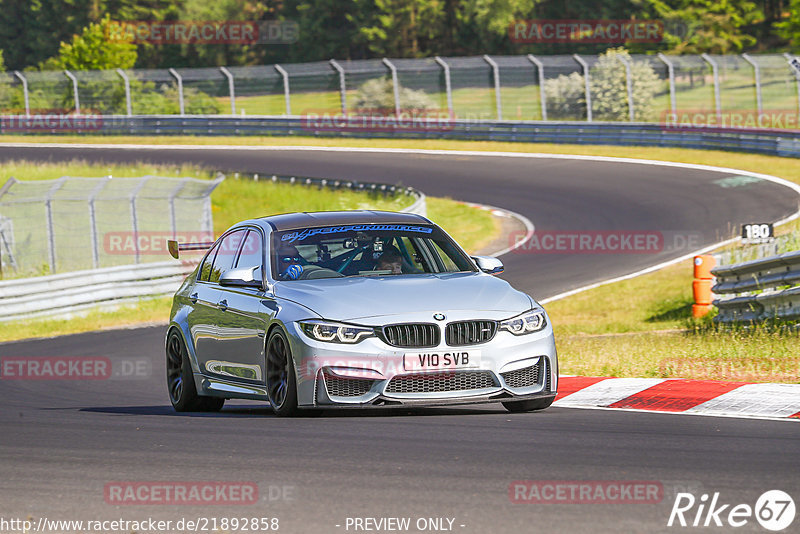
[285, 316, 558, 408]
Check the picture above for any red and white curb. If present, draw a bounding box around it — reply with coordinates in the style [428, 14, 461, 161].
[554, 377, 800, 421]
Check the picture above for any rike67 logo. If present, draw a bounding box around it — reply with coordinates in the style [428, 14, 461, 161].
[668, 490, 795, 531]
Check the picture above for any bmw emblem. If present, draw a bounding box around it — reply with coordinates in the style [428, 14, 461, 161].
[433, 313, 446, 321]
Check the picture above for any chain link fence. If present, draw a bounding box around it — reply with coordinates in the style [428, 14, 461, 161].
[0, 176, 222, 277]
[1, 54, 797, 125]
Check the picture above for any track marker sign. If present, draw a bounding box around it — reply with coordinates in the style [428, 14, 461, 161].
[741, 223, 774, 244]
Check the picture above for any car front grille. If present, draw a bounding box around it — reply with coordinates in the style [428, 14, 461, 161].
[500, 359, 544, 389]
[382, 323, 439, 348]
[323, 372, 375, 397]
[445, 320, 497, 346]
[384, 370, 496, 394]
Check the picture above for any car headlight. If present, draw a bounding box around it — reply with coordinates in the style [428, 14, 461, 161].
[499, 309, 547, 335]
[299, 320, 374, 344]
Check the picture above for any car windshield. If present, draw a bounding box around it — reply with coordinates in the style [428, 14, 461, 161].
[271, 223, 476, 281]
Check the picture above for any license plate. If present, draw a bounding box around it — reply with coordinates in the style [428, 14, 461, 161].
[403, 350, 481, 371]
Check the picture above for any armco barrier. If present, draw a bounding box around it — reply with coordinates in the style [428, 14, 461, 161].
[0, 260, 198, 321]
[3, 116, 800, 158]
[711, 250, 800, 322]
[0, 174, 425, 321]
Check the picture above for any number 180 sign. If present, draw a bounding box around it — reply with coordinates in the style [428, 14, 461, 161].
[741, 223, 774, 244]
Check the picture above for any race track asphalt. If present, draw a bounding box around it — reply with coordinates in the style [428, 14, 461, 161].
[0, 145, 798, 533]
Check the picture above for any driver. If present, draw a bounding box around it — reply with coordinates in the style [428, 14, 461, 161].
[276, 244, 304, 280]
[375, 248, 403, 275]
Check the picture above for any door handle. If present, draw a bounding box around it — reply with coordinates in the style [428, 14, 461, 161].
[190, 292, 198, 304]
[219, 299, 228, 312]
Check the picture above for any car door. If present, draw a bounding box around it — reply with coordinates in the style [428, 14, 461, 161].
[213, 228, 273, 384]
[186, 240, 223, 372]
[191, 229, 246, 377]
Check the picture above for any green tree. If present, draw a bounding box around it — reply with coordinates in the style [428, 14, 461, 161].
[353, 77, 435, 111]
[543, 48, 660, 121]
[640, 0, 762, 54]
[40, 14, 137, 70]
[589, 48, 660, 121]
[775, 0, 800, 51]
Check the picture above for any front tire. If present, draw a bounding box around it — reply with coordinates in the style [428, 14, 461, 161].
[166, 330, 224, 412]
[266, 329, 300, 417]
[502, 396, 554, 413]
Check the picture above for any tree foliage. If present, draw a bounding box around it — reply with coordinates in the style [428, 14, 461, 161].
[40, 15, 137, 71]
[353, 77, 435, 111]
[0, 0, 795, 71]
[543, 48, 660, 121]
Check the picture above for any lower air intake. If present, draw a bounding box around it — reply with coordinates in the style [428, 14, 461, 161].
[323, 372, 374, 397]
[500, 360, 544, 388]
[384, 371, 496, 394]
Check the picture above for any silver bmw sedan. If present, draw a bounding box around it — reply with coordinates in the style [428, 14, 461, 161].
[166, 210, 558, 416]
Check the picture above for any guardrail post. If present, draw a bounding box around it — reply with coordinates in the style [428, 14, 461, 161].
[527, 54, 547, 121]
[129, 177, 150, 264]
[88, 177, 111, 269]
[115, 68, 132, 116]
[0, 178, 18, 277]
[202, 176, 224, 237]
[572, 54, 592, 122]
[382, 58, 401, 118]
[44, 177, 67, 274]
[274, 64, 291, 115]
[168, 178, 191, 240]
[329, 59, 347, 114]
[220, 67, 236, 115]
[64, 70, 80, 114]
[701, 54, 721, 122]
[483, 55, 502, 120]
[168, 68, 185, 116]
[741, 54, 762, 119]
[13, 71, 30, 117]
[784, 53, 800, 117]
[657, 53, 677, 115]
[434, 56, 453, 118]
[618, 55, 635, 121]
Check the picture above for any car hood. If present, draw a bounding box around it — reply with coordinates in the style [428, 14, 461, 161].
[274, 272, 532, 321]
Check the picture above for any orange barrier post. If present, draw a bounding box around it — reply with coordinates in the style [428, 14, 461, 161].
[692, 254, 716, 317]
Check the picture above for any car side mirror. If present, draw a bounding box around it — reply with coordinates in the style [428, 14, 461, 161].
[472, 255, 504, 275]
[219, 267, 263, 288]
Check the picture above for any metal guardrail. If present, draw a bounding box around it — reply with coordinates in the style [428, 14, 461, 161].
[712, 251, 800, 322]
[12, 116, 798, 158]
[0, 260, 197, 321]
[0, 174, 426, 322]
[230, 171, 426, 216]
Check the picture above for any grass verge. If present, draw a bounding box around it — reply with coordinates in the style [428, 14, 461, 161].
[545, 260, 800, 383]
[0, 160, 497, 343]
